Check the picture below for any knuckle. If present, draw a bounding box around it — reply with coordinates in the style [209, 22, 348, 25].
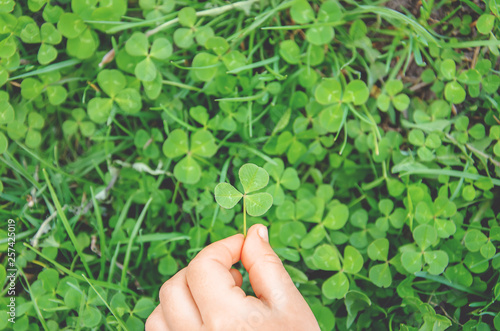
[261, 252, 284, 267]
[144, 315, 154, 330]
[144, 309, 161, 331]
[159, 281, 174, 302]
[186, 258, 204, 278]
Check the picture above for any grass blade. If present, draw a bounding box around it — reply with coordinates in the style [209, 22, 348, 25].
[9, 59, 81, 80]
[43, 169, 93, 278]
[20, 269, 49, 331]
[91, 187, 107, 281]
[82, 274, 129, 331]
[23, 242, 130, 292]
[121, 198, 153, 288]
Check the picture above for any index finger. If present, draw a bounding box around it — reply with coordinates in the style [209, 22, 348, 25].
[185, 233, 247, 318]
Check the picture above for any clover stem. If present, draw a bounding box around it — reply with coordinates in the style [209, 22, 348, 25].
[243, 197, 247, 237]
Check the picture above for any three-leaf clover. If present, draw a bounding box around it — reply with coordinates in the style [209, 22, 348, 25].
[214, 163, 273, 236]
[190, 36, 246, 82]
[173, 7, 214, 49]
[19, 19, 63, 65]
[162, 129, 218, 184]
[125, 32, 172, 82]
[367, 238, 393, 288]
[314, 244, 364, 299]
[401, 224, 449, 275]
[62, 108, 96, 138]
[139, 0, 175, 20]
[263, 158, 300, 205]
[377, 80, 410, 112]
[290, 0, 342, 46]
[57, 12, 98, 59]
[314, 78, 369, 133]
[20, 71, 68, 106]
[87, 69, 142, 124]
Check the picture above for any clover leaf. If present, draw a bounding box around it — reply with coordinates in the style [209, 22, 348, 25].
[377, 80, 410, 112]
[367, 238, 393, 288]
[139, 0, 175, 20]
[276, 199, 316, 222]
[476, 14, 495, 35]
[87, 69, 142, 124]
[315, 78, 369, 106]
[57, 12, 98, 59]
[125, 32, 172, 82]
[18, 18, 62, 65]
[134, 128, 163, 159]
[214, 163, 273, 236]
[62, 108, 96, 138]
[440, 59, 466, 104]
[189, 36, 246, 82]
[162, 128, 218, 184]
[317, 245, 364, 299]
[174, 7, 197, 48]
[290, 0, 342, 46]
[401, 224, 449, 275]
[463, 229, 497, 260]
[172, 6, 215, 49]
[263, 158, 300, 205]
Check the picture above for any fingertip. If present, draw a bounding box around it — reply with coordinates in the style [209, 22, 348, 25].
[195, 232, 245, 265]
[247, 224, 268, 242]
[241, 223, 300, 307]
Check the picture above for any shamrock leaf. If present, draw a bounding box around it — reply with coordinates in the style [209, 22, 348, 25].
[290, 0, 342, 46]
[318, 245, 364, 299]
[88, 69, 142, 123]
[125, 32, 172, 82]
[214, 183, 243, 209]
[439, 59, 466, 104]
[214, 163, 273, 235]
[62, 108, 95, 137]
[377, 80, 410, 112]
[162, 129, 218, 184]
[190, 36, 246, 82]
[239, 163, 269, 193]
[314, 78, 370, 106]
[264, 158, 300, 205]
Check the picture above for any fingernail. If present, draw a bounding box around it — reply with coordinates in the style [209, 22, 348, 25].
[258, 226, 268, 242]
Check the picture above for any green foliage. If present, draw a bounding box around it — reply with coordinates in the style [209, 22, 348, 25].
[215, 163, 273, 235]
[1, 0, 500, 330]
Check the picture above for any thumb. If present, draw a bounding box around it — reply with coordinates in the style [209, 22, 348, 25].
[241, 224, 302, 307]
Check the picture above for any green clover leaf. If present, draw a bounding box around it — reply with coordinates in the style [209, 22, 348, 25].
[263, 158, 300, 205]
[476, 14, 495, 34]
[125, 32, 172, 81]
[377, 79, 410, 112]
[239, 162, 270, 193]
[313, 244, 341, 271]
[88, 69, 142, 123]
[214, 163, 273, 236]
[214, 183, 243, 209]
[290, 0, 315, 24]
[315, 78, 369, 106]
[162, 129, 218, 184]
[322, 271, 349, 299]
[57, 13, 86, 39]
[62, 108, 95, 137]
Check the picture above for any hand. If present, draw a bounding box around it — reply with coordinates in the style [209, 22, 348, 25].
[146, 224, 320, 331]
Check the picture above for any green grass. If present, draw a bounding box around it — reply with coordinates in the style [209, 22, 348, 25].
[1, 0, 500, 330]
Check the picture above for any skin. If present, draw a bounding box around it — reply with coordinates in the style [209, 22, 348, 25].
[146, 224, 320, 331]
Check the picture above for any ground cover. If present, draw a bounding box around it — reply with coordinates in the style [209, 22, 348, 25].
[1, 0, 500, 330]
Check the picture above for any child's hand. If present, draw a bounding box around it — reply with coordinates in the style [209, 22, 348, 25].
[146, 224, 320, 331]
